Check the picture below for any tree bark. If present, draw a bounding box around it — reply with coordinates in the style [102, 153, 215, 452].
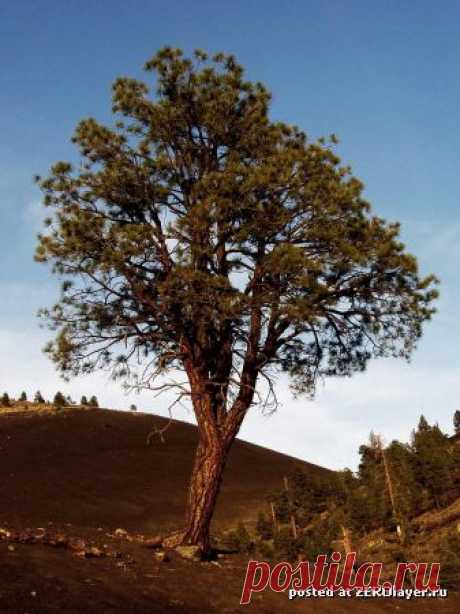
[167, 351, 257, 555]
[179, 432, 228, 552]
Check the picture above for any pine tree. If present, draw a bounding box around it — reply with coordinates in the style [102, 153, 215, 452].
[412, 416, 453, 508]
[385, 440, 420, 520]
[89, 395, 99, 408]
[34, 47, 438, 553]
[453, 410, 460, 436]
[80, 395, 88, 405]
[20, 391, 27, 402]
[255, 511, 273, 540]
[1, 392, 11, 407]
[53, 391, 67, 408]
[439, 529, 460, 589]
[357, 434, 391, 529]
[34, 390, 45, 404]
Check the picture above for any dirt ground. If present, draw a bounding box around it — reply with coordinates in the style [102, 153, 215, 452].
[0, 408, 458, 613]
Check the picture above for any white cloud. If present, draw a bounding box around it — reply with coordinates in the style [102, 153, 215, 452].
[239, 359, 460, 470]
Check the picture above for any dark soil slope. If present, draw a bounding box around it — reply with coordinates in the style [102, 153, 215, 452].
[0, 408, 458, 613]
[0, 407, 327, 533]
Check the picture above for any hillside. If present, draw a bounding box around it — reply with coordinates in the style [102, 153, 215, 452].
[0, 406, 328, 532]
[0, 407, 458, 613]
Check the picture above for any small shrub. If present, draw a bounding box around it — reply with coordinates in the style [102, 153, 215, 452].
[53, 391, 67, 408]
[391, 548, 408, 563]
[34, 391, 45, 404]
[1, 392, 11, 407]
[439, 529, 460, 589]
[223, 522, 254, 554]
[273, 528, 299, 561]
[257, 539, 275, 559]
[256, 511, 274, 540]
[89, 395, 99, 408]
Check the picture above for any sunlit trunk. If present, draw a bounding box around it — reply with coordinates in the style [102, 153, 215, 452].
[181, 433, 228, 552]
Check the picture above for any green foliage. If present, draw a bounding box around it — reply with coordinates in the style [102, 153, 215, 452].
[257, 540, 275, 560]
[358, 435, 389, 524]
[1, 392, 11, 407]
[89, 395, 99, 407]
[271, 517, 337, 562]
[411, 415, 453, 508]
[35, 46, 437, 408]
[34, 390, 45, 404]
[454, 410, 460, 435]
[264, 416, 459, 544]
[439, 530, 460, 589]
[80, 395, 88, 405]
[255, 511, 273, 540]
[270, 491, 290, 524]
[224, 522, 254, 554]
[385, 440, 420, 518]
[290, 468, 346, 524]
[390, 548, 409, 563]
[302, 516, 338, 560]
[130, 403, 137, 411]
[344, 486, 376, 534]
[273, 528, 299, 560]
[53, 391, 67, 408]
[19, 391, 27, 402]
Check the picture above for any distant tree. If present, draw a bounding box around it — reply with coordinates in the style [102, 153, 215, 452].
[417, 414, 430, 432]
[19, 391, 27, 402]
[65, 394, 74, 404]
[273, 527, 299, 561]
[35, 47, 438, 553]
[385, 440, 420, 520]
[130, 403, 137, 412]
[34, 390, 45, 404]
[80, 395, 88, 405]
[439, 529, 460, 589]
[302, 515, 339, 560]
[255, 511, 273, 541]
[53, 391, 67, 408]
[288, 468, 345, 526]
[1, 392, 11, 407]
[357, 434, 390, 528]
[454, 410, 460, 436]
[225, 522, 254, 554]
[412, 416, 453, 508]
[89, 395, 99, 408]
[345, 487, 374, 534]
[270, 490, 290, 525]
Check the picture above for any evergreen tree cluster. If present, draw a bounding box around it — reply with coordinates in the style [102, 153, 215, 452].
[53, 392, 99, 408]
[0, 390, 100, 409]
[1, 392, 11, 407]
[79, 395, 99, 407]
[266, 413, 460, 544]
[241, 412, 459, 562]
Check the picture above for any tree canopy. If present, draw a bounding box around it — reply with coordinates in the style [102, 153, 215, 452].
[35, 47, 437, 408]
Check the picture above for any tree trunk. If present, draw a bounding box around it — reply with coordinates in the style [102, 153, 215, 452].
[164, 357, 256, 555]
[179, 430, 230, 553]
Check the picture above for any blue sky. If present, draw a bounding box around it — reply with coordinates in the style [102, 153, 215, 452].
[1, 0, 460, 469]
